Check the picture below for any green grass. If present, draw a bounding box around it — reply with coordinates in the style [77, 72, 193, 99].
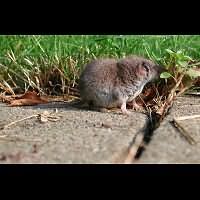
[1, 35, 200, 95]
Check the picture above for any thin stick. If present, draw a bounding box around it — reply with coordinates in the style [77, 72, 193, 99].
[185, 92, 200, 96]
[167, 74, 185, 102]
[174, 115, 200, 121]
[173, 119, 196, 145]
[0, 114, 38, 130]
[156, 73, 185, 117]
[138, 94, 149, 112]
[0, 136, 42, 143]
[0, 135, 7, 138]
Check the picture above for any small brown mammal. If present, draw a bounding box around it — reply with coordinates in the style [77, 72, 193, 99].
[79, 55, 162, 115]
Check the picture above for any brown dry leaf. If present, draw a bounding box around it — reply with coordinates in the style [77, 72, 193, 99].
[47, 117, 60, 122]
[38, 111, 50, 123]
[9, 91, 48, 106]
[16, 91, 38, 99]
[127, 84, 157, 109]
[10, 99, 47, 106]
[40, 116, 48, 123]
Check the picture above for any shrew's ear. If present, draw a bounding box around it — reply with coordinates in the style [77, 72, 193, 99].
[142, 62, 150, 73]
[135, 62, 149, 77]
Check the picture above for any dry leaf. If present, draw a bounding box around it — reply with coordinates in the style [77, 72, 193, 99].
[9, 91, 48, 106]
[40, 116, 48, 123]
[127, 85, 157, 109]
[16, 91, 38, 99]
[10, 99, 47, 106]
[38, 111, 50, 123]
[38, 110, 61, 123]
[47, 117, 60, 122]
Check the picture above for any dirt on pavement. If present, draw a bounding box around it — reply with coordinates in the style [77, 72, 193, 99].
[0, 102, 147, 163]
[0, 95, 200, 164]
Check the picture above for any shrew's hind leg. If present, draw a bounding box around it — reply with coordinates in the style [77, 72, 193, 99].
[131, 99, 144, 112]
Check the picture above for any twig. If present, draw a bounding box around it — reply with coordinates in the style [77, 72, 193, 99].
[167, 74, 185, 102]
[0, 136, 42, 143]
[185, 92, 200, 96]
[172, 118, 196, 145]
[138, 95, 149, 112]
[0, 114, 38, 130]
[174, 115, 200, 121]
[156, 73, 185, 117]
[176, 86, 190, 97]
